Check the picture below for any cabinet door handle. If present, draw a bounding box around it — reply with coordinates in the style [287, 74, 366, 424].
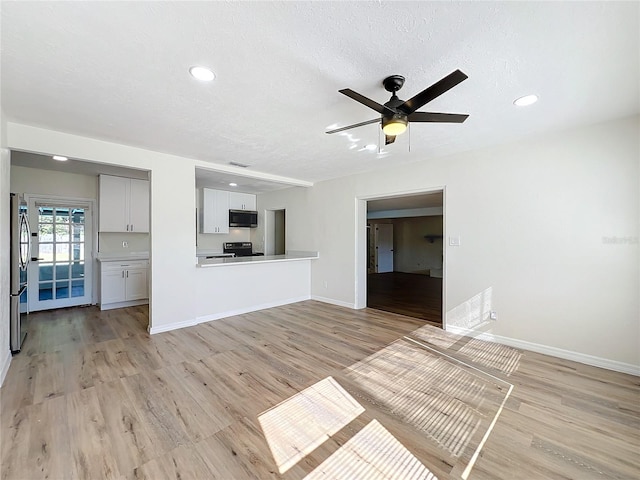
[126, 271, 129, 278]
[131, 224, 134, 232]
[122, 271, 124, 278]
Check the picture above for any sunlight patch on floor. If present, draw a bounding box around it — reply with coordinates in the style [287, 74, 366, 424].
[409, 323, 522, 375]
[305, 419, 437, 480]
[258, 376, 364, 474]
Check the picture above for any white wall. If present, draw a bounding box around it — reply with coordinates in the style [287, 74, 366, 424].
[10, 165, 97, 199]
[253, 186, 312, 254]
[274, 116, 638, 371]
[0, 111, 11, 384]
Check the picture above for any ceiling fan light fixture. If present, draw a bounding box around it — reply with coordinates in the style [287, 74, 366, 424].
[382, 115, 408, 136]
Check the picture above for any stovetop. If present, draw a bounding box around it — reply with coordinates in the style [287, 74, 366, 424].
[223, 242, 263, 257]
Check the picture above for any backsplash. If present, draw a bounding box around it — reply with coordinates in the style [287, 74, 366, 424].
[197, 228, 249, 252]
[98, 232, 149, 253]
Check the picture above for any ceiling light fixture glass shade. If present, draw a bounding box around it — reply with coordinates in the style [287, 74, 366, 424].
[189, 66, 215, 82]
[382, 114, 408, 136]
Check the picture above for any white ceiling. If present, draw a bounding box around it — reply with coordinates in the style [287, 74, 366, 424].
[11, 151, 150, 180]
[2, 2, 638, 188]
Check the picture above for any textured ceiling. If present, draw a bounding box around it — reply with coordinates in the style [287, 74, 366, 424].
[2, 1, 638, 186]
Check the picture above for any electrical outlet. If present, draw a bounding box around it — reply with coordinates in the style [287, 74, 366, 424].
[122, 241, 128, 248]
[490, 311, 497, 320]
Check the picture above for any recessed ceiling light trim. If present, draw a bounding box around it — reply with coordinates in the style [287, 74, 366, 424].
[189, 65, 215, 82]
[52, 155, 68, 161]
[513, 94, 539, 107]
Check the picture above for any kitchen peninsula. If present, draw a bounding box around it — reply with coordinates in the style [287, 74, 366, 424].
[192, 249, 319, 330]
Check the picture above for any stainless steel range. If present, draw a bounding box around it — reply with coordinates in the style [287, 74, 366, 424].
[223, 242, 264, 257]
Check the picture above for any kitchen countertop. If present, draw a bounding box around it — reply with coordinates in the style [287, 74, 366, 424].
[197, 251, 318, 267]
[96, 251, 149, 262]
[196, 250, 235, 258]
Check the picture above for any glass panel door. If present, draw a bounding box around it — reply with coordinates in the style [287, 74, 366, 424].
[28, 199, 93, 311]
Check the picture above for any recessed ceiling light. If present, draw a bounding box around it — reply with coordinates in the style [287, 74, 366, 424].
[189, 66, 215, 82]
[513, 94, 538, 107]
[52, 155, 68, 161]
[229, 183, 238, 187]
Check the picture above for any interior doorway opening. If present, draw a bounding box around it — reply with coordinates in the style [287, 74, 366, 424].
[265, 209, 286, 255]
[363, 190, 444, 326]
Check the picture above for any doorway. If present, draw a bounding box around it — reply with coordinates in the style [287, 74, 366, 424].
[361, 190, 444, 325]
[26, 195, 94, 312]
[265, 209, 286, 255]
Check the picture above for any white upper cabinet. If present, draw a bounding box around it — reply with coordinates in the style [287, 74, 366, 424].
[128, 179, 150, 232]
[229, 192, 256, 211]
[99, 175, 149, 233]
[201, 188, 229, 234]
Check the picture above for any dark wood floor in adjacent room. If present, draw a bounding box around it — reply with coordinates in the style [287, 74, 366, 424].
[1, 301, 638, 480]
[367, 271, 442, 324]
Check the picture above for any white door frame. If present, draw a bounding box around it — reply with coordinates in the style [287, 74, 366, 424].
[25, 194, 96, 311]
[355, 187, 446, 327]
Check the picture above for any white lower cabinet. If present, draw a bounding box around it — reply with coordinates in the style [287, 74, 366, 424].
[100, 260, 149, 310]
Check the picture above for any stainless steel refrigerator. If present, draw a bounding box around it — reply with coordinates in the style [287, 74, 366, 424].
[10, 193, 30, 353]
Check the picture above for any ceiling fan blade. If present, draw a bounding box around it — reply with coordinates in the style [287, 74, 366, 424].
[399, 70, 468, 114]
[408, 112, 469, 123]
[339, 89, 396, 115]
[385, 135, 396, 145]
[325, 118, 380, 135]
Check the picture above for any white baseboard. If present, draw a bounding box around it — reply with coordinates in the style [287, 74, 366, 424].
[311, 295, 355, 309]
[446, 325, 640, 376]
[148, 317, 199, 335]
[196, 295, 311, 324]
[100, 299, 148, 311]
[0, 349, 12, 387]
[149, 295, 311, 334]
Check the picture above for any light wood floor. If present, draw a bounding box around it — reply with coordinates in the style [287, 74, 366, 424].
[1, 302, 638, 479]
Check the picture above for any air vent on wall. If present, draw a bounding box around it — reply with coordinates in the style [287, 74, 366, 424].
[229, 161, 250, 168]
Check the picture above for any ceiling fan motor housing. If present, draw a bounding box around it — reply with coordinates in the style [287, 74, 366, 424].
[383, 75, 405, 93]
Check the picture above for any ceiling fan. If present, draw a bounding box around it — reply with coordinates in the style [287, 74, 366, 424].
[326, 69, 469, 145]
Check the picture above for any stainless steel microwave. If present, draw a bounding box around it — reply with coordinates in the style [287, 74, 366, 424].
[229, 209, 258, 228]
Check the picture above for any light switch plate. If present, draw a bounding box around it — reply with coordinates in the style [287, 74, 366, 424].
[449, 236, 461, 246]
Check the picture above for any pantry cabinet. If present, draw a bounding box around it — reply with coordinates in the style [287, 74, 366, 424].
[99, 175, 149, 233]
